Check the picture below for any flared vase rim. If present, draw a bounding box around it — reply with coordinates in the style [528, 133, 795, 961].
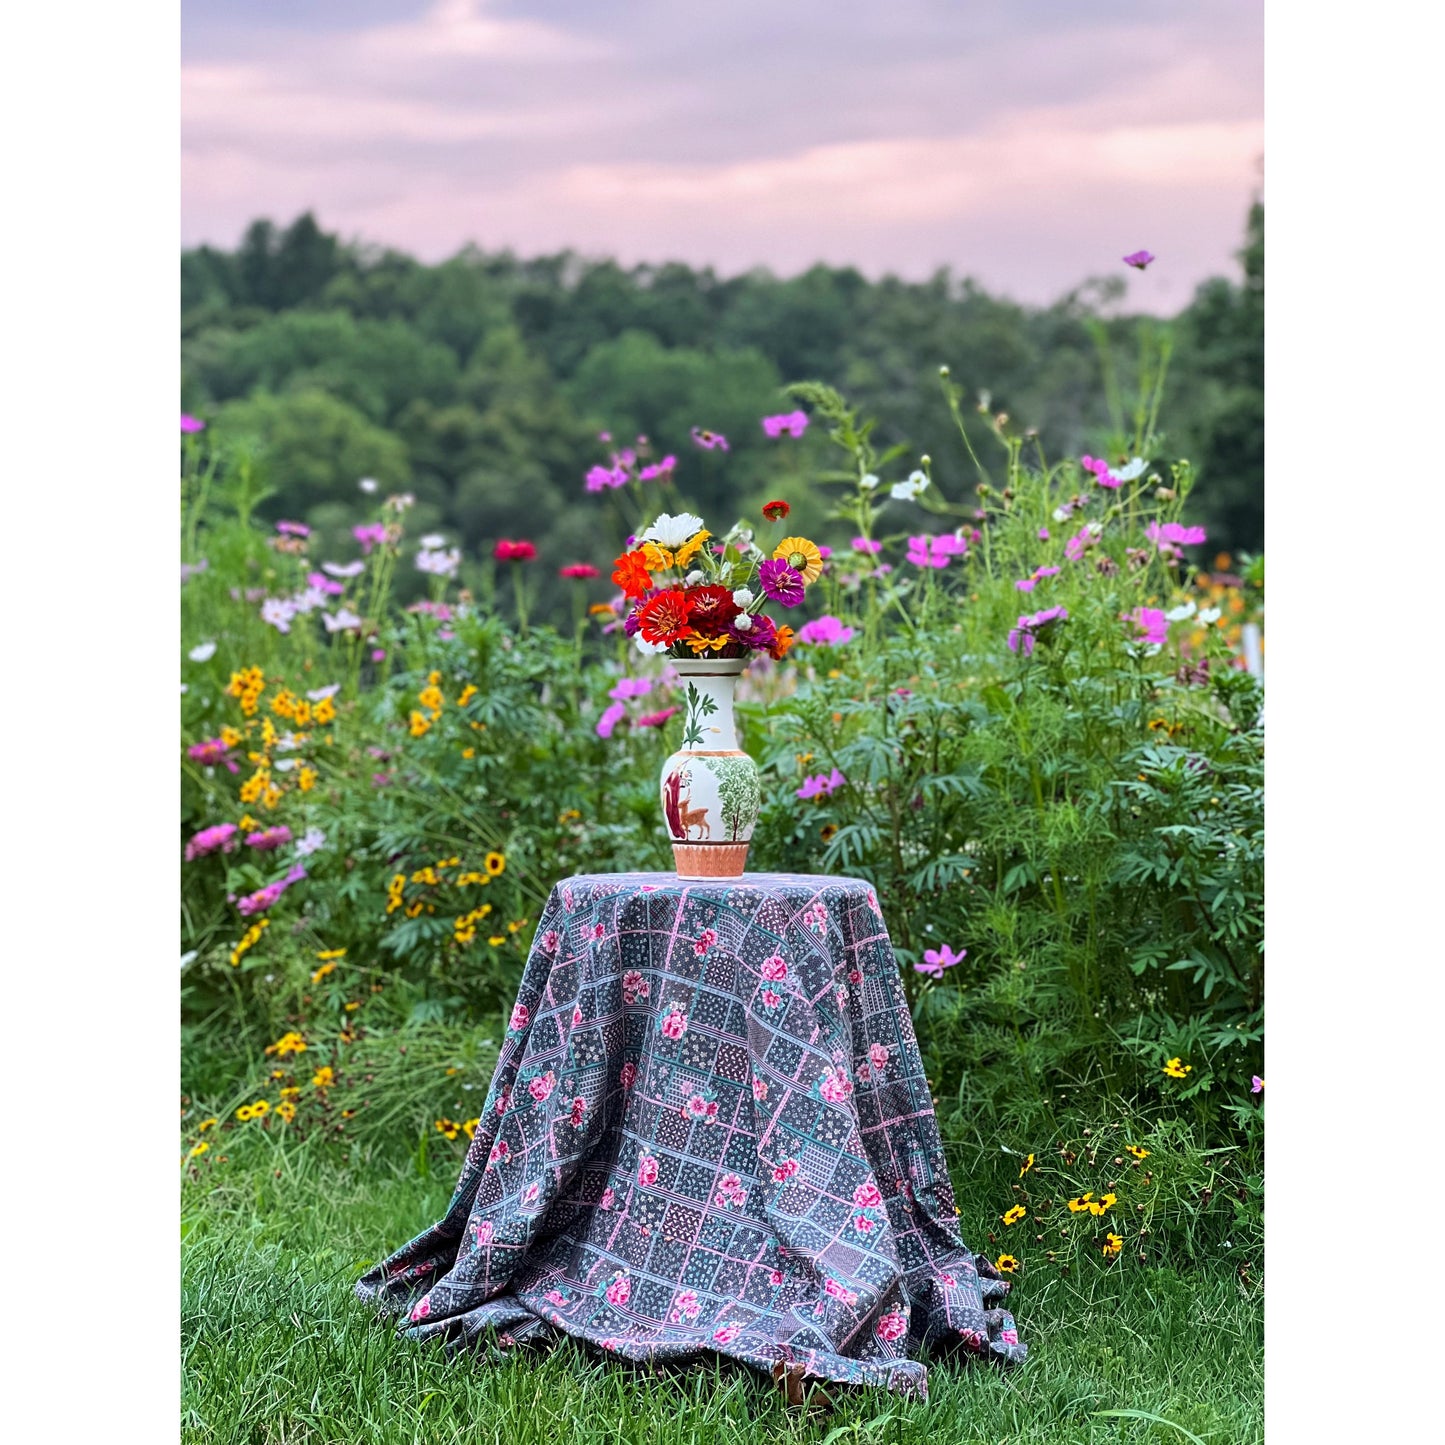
[669, 657, 749, 676]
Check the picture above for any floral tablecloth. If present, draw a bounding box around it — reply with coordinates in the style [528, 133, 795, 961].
[356, 872, 1026, 1397]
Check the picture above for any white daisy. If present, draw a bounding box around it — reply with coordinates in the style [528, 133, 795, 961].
[188, 640, 217, 663]
[640, 512, 706, 549]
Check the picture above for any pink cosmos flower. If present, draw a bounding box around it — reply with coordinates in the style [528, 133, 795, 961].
[620, 1061, 638, 1088]
[1252, 1075, 1265, 1094]
[761, 410, 808, 438]
[1123, 250, 1156, 269]
[916, 943, 966, 978]
[353, 523, 388, 554]
[760, 955, 787, 981]
[877, 1310, 908, 1342]
[596, 702, 627, 739]
[1145, 520, 1208, 549]
[307, 571, 345, 596]
[609, 676, 653, 701]
[852, 537, 883, 554]
[660, 1007, 688, 1040]
[690, 427, 729, 451]
[275, 519, 311, 538]
[1127, 606, 1170, 647]
[1081, 454, 1122, 489]
[474, 1220, 494, 1245]
[244, 825, 292, 851]
[637, 1153, 659, 1186]
[184, 822, 237, 860]
[796, 768, 846, 800]
[509, 1004, 530, 1032]
[637, 707, 680, 728]
[1007, 606, 1069, 658]
[528, 1071, 555, 1103]
[853, 1180, 883, 1208]
[758, 558, 805, 606]
[585, 464, 628, 493]
[180, 414, 206, 433]
[906, 533, 968, 569]
[236, 864, 306, 917]
[638, 455, 676, 482]
[560, 563, 600, 579]
[604, 1273, 631, 1306]
[796, 615, 855, 646]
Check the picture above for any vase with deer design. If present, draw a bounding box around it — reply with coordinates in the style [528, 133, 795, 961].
[660, 657, 760, 879]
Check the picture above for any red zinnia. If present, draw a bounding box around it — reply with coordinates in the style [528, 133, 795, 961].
[687, 584, 740, 628]
[637, 590, 693, 645]
[494, 539, 537, 563]
[611, 549, 652, 599]
[559, 563, 600, 579]
[762, 499, 791, 521]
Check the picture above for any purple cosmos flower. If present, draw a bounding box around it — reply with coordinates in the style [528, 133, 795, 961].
[1065, 523, 1103, 562]
[761, 410, 808, 438]
[914, 943, 966, 978]
[184, 822, 237, 860]
[1251, 1076, 1264, 1094]
[1007, 605, 1070, 657]
[275, 520, 311, 537]
[638, 455, 676, 482]
[180, 414, 206, 433]
[637, 706, 680, 728]
[1037, 527, 1050, 541]
[1127, 607, 1170, 647]
[307, 571, 345, 596]
[353, 523, 388, 554]
[796, 615, 855, 647]
[851, 537, 882, 554]
[237, 864, 307, 917]
[596, 701, 628, 739]
[1146, 521, 1208, 549]
[796, 767, 846, 801]
[906, 533, 968, 569]
[245, 825, 293, 851]
[608, 676, 653, 701]
[758, 558, 805, 606]
[585, 464, 628, 493]
[1123, 250, 1156, 270]
[690, 427, 730, 451]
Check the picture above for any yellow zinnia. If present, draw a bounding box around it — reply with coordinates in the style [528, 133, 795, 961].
[673, 530, 711, 568]
[640, 541, 675, 572]
[773, 536, 823, 585]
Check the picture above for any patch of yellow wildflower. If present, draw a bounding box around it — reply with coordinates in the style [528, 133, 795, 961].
[230, 917, 269, 967]
[226, 666, 265, 716]
[235, 1100, 270, 1122]
[1163, 1057, 1192, 1079]
[266, 1031, 307, 1058]
[1102, 1233, 1124, 1258]
[311, 1065, 334, 1089]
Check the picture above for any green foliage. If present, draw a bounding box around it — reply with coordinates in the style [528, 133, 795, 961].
[183, 207, 1264, 556]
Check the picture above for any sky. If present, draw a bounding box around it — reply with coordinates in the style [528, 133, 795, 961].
[181, 0, 1263, 313]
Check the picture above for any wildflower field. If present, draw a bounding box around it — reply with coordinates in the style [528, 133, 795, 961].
[181, 360, 1264, 1442]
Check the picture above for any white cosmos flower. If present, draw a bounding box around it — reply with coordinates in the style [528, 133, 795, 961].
[188, 641, 217, 662]
[358, 477, 379, 494]
[419, 533, 447, 548]
[274, 758, 297, 772]
[684, 570, 704, 586]
[732, 587, 754, 608]
[1165, 600, 1197, 622]
[180, 950, 198, 970]
[294, 827, 327, 857]
[415, 546, 461, 578]
[634, 635, 669, 656]
[1115, 458, 1148, 482]
[860, 474, 880, 490]
[261, 597, 296, 633]
[291, 585, 328, 614]
[640, 512, 706, 548]
[323, 608, 362, 633]
[274, 732, 302, 752]
[1198, 607, 1222, 624]
[180, 683, 189, 695]
[306, 683, 341, 701]
[890, 470, 930, 501]
[321, 560, 366, 579]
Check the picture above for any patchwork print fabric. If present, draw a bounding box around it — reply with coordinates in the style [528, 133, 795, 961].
[355, 872, 1026, 1396]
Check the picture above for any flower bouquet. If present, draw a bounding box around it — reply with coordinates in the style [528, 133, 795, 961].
[614, 505, 823, 879]
[612, 504, 822, 660]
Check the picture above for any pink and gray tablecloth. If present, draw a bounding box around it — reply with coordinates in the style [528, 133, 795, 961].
[356, 871, 1026, 1397]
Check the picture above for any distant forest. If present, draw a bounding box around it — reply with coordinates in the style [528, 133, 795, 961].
[182, 204, 1262, 606]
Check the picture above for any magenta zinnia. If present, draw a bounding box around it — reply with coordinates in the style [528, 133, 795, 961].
[185, 822, 238, 860]
[758, 558, 805, 606]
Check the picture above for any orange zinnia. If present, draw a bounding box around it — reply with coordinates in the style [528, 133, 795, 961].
[611, 549, 652, 599]
[770, 624, 796, 660]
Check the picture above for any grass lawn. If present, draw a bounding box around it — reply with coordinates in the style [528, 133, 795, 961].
[181, 1133, 1261, 1445]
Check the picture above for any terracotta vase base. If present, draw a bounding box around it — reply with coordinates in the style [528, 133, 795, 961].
[671, 843, 750, 880]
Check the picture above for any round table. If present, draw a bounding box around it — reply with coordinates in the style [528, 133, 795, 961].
[356, 872, 1026, 1397]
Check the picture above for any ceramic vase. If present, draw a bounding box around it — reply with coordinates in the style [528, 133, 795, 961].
[659, 657, 760, 879]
